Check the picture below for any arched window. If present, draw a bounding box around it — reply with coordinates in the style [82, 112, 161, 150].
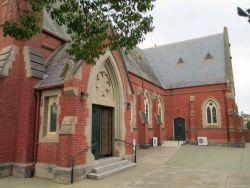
[46, 96, 58, 133]
[206, 101, 218, 124]
[49, 102, 57, 132]
[202, 98, 221, 128]
[144, 94, 150, 123]
[157, 98, 163, 124]
[40, 90, 61, 143]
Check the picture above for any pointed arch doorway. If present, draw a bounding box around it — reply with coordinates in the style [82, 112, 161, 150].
[86, 51, 126, 161]
[174, 117, 186, 141]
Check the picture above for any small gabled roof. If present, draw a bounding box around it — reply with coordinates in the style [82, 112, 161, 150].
[143, 32, 227, 89]
[35, 44, 73, 89]
[121, 47, 164, 87]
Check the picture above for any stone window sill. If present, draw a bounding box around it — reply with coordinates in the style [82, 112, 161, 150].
[204, 125, 220, 129]
[40, 134, 59, 143]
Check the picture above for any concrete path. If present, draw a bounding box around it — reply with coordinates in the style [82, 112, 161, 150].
[0, 144, 250, 188]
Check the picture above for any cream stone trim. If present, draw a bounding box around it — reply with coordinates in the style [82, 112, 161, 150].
[201, 97, 221, 128]
[130, 94, 137, 131]
[39, 89, 61, 143]
[157, 95, 164, 127]
[59, 116, 77, 135]
[226, 92, 234, 99]
[61, 60, 83, 81]
[23, 46, 31, 78]
[0, 45, 18, 77]
[189, 96, 195, 102]
[144, 90, 152, 128]
[85, 50, 126, 162]
[63, 87, 79, 95]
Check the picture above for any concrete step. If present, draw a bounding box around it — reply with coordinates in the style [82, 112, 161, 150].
[87, 162, 137, 180]
[94, 157, 121, 167]
[161, 140, 186, 147]
[92, 160, 130, 173]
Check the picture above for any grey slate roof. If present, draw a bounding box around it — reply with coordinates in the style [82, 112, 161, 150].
[122, 47, 163, 87]
[35, 45, 68, 89]
[35, 44, 84, 89]
[143, 33, 227, 89]
[42, 9, 69, 40]
[25, 47, 46, 79]
[0, 45, 13, 77]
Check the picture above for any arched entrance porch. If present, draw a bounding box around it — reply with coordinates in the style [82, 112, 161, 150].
[86, 51, 126, 161]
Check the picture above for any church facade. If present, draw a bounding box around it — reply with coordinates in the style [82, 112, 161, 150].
[0, 8, 243, 184]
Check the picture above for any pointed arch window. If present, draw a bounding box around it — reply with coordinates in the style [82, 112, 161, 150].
[157, 99, 163, 124]
[40, 90, 61, 143]
[46, 96, 58, 133]
[49, 102, 57, 132]
[206, 101, 218, 124]
[144, 95, 150, 123]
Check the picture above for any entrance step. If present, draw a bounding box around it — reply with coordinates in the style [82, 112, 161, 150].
[94, 157, 121, 166]
[87, 157, 137, 180]
[161, 140, 186, 147]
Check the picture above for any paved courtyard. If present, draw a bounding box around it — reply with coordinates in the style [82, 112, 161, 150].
[1, 144, 250, 188]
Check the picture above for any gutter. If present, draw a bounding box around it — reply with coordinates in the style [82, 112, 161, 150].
[117, 48, 134, 94]
[32, 90, 41, 176]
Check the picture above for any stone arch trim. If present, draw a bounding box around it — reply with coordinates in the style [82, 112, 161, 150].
[144, 89, 152, 128]
[85, 50, 126, 162]
[157, 95, 164, 127]
[201, 97, 221, 128]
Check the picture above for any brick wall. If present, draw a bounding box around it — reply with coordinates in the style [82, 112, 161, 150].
[128, 73, 166, 146]
[0, 12, 64, 164]
[243, 130, 250, 142]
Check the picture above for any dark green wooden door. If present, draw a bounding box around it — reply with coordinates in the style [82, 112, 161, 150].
[174, 117, 186, 141]
[92, 105, 113, 160]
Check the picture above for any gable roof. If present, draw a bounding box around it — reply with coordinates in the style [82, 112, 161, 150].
[42, 9, 69, 40]
[121, 47, 164, 87]
[143, 33, 227, 89]
[35, 44, 69, 89]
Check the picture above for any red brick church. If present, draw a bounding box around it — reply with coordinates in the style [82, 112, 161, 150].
[0, 7, 243, 184]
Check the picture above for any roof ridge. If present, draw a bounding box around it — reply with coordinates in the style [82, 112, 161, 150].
[142, 32, 224, 51]
[45, 44, 67, 67]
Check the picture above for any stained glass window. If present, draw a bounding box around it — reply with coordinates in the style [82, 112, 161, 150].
[50, 102, 57, 132]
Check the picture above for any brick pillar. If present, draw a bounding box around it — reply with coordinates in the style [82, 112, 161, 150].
[226, 91, 236, 142]
[142, 123, 149, 145]
[137, 88, 143, 145]
[189, 96, 196, 143]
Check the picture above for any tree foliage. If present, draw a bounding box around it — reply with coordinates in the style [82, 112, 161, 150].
[237, 7, 250, 23]
[247, 121, 250, 129]
[2, 0, 155, 65]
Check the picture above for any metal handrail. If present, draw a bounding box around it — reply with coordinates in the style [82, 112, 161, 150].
[114, 138, 137, 163]
[70, 142, 97, 184]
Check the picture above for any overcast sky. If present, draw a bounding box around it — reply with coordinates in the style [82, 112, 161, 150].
[139, 0, 250, 114]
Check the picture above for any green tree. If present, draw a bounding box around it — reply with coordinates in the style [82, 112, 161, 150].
[237, 7, 250, 23]
[247, 121, 250, 129]
[2, 0, 155, 65]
